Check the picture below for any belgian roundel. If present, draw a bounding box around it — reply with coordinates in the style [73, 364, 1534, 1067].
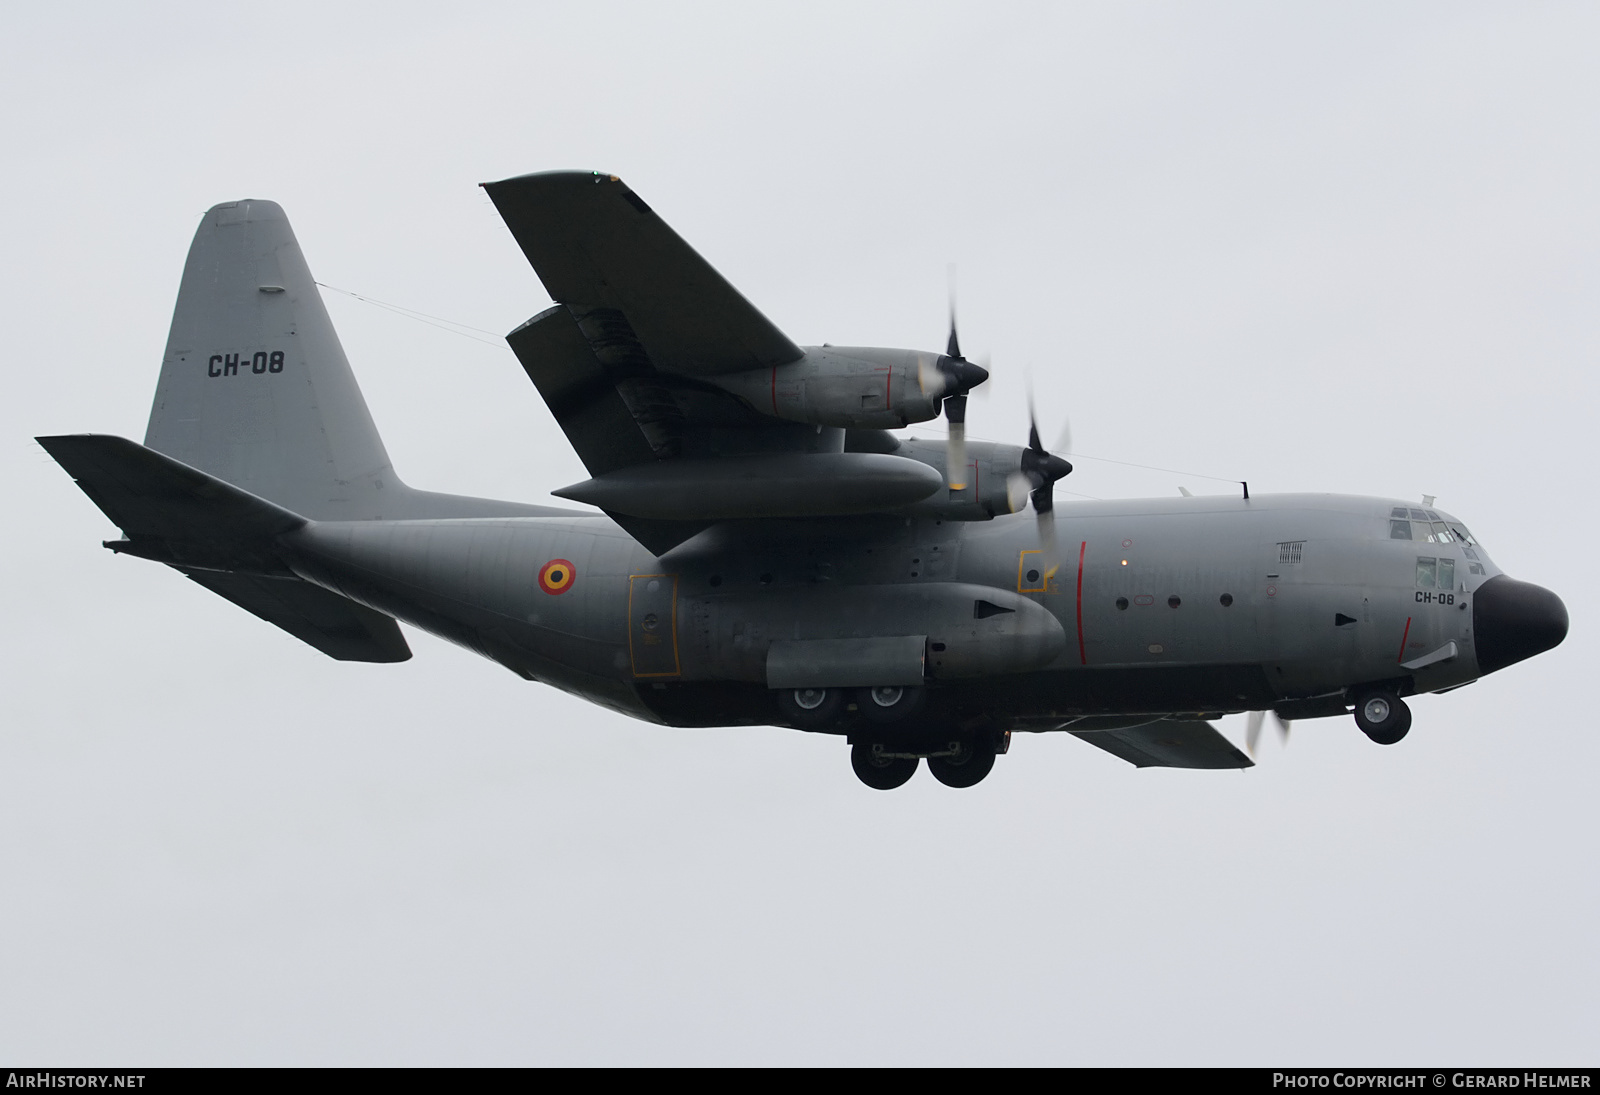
[538, 559, 576, 595]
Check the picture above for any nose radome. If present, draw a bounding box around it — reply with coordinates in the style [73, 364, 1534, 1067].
[1473, 575, 1568, 675]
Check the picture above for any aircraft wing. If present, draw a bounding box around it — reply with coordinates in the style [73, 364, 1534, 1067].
[1069, 720, 1254, 770]
[483, 171, 803, 377]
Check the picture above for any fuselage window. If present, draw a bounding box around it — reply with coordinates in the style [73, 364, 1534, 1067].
[1416, 557, 1437, 588]
[1390, 519, 1413, 540]
[1438, 558, 1455, 591]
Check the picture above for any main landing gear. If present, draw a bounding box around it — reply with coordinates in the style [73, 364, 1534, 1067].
[849, 732, 1005, 791]
[771, 685, 1002, 791]
[1353, 687, 1411, 745]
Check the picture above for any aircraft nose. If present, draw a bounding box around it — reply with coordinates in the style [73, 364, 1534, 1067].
[1473, 575, 1568, 674]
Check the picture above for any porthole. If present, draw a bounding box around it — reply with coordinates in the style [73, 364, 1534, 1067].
[759, 572, 773, 585]
[1026, 569, 1041, 583]
[1115, 597, 1129, 611]
[1168, 596, 1182, 609]
[709, 575, 722, 587]
[1219, 593, 1233, 607]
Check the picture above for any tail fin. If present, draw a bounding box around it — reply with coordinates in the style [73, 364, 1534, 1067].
[144, 199, 398, 520]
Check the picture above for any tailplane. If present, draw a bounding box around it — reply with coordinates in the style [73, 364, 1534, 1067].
[38, 433, 409, 662]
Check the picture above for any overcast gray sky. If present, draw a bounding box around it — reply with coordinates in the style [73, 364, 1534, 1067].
[2, 1, 1594, 1065]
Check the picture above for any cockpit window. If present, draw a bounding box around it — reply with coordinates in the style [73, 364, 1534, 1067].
[1431, 522, 1455, 543]
[1416, 557, 1437, 588]
[1409, 508, 1429, 520]
[1389, 519, 1413, 540]
[1438, 559, 1455, 591]
[1451, 525, 1476, 546]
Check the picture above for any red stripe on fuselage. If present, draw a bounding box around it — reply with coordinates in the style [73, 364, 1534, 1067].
[1396, 616, 1412, 663]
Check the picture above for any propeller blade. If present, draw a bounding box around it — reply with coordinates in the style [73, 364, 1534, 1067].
[1037, 504, 1059, 577]
[945, 395, 968, 490]
[1246, 710, 1291, 757]
[1005, 472, 1032, 514]
[1052, 419, 1072, 455]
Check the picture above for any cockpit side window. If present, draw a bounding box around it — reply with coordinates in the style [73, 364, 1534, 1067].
[1416, 557, 1437, 588]
[1389, 519, 1413, 540]
[1438, 558, 1455, 591]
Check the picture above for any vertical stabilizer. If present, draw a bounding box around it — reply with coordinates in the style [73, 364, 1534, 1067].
[145, 200, 397, 520]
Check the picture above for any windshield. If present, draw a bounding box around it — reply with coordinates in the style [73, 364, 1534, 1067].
[1387, 505, 1489, 573]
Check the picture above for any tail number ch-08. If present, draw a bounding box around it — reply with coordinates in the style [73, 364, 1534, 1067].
[208, 350, 285, 377]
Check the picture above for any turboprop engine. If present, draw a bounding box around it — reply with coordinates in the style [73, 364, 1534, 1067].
[705, 346, 988, 430]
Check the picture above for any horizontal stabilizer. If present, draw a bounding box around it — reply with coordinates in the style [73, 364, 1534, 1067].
[180, 570, 411, 662]
[38, 433, 304, 546]
[1070, 719, 1253, 769]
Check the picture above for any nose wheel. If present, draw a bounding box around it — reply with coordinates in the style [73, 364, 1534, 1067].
[1353, 688, 1411, 745]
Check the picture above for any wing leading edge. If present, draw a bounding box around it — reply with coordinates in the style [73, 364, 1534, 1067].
[484, 171, 802, 377]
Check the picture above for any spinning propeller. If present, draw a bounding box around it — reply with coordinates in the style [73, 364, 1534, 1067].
[924, 304, 989, 490]
[1006, 396, 1074, 570]
[925, 287, 1071, 568]
[1245, 710, 1292, 757]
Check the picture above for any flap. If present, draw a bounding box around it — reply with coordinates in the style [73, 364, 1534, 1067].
[506, 305, 658, 477]
[1070, 719, 1253, 770]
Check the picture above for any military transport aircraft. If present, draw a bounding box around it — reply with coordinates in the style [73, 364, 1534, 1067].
[39, 171, 1569, 790]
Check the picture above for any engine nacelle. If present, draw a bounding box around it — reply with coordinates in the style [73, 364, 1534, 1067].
[707, 346, 949, 429]
[845, 435, 1033, 522]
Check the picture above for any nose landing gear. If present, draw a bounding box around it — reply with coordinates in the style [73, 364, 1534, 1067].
[1353, 687, 1411, 745]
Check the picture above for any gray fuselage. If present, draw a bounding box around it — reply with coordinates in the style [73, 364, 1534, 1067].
[283, 491, 1496, 732]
